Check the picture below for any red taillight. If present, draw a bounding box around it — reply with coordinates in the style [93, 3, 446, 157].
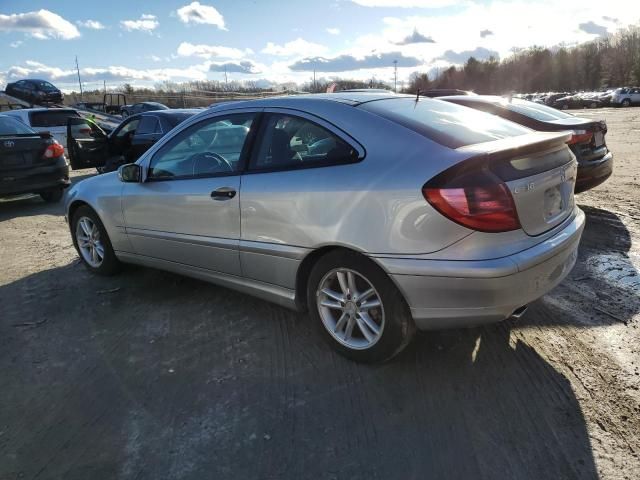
[423, 169, 521, 233]
[567, 130, 593, 145]
[43, 142, 65, 159]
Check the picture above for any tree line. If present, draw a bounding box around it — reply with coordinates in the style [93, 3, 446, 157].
[408, 24, 640, 94]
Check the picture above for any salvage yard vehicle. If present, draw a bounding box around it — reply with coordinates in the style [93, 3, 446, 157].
[2, 108, 88, 155]
[441, 95, 613, 193]
[65, 92, 584, 362]
[121, 101, 169, 118]
[0, 114, 69, 202]
[67, 109, 198, 172]
[4, 79, 64, 105]
[611, 87, 640, 107]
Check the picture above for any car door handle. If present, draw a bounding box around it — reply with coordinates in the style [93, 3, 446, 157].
[211, 187, 236, 200]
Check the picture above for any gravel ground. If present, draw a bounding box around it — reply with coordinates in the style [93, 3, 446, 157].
[1, 108, 639, 480]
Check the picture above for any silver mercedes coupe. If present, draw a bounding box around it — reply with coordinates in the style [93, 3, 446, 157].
[65, 92, 584, 362]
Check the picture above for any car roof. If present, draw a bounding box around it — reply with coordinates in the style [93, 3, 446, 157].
[439, 95, 504, 104]
[140, 108, 198, 116]
[2, 107, 78, 113]
[209, 92, 402, 112]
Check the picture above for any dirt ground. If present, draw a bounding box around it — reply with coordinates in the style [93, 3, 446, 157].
[1, 108, 639, 480]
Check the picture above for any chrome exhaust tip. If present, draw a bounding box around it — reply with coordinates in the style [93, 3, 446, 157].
[510, 305, 528, 319]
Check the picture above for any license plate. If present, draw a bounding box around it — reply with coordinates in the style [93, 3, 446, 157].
[594, 131, 604, 147]
[1, 154, 24, 167]
[544, 186, 564, 219]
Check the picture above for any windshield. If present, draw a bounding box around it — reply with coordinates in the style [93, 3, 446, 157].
[359, 97, 531, 149]
[505, 98, 575, 122]
[0, 115, 37, 135]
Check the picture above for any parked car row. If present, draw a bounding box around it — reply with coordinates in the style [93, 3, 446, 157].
[516, 87, 640, 109]
[1, 88, 616, 362]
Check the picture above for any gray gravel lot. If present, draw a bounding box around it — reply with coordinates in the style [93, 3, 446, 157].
[1, 108, 639, 480]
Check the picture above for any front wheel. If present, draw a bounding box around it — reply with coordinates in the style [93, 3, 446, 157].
[72, 206, 121, 275]
[307, 250, 415, 363]
[622, 99, 631, 107]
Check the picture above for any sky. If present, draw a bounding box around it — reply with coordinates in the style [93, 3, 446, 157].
[1, 0, 639, 91]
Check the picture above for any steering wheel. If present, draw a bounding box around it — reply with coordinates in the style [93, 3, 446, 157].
[189, 152, 233, 176]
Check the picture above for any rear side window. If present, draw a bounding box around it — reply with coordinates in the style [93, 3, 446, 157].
[359, 98, 530, 149]
[250, 114, 358, 171]
[137, 116, 161, 135]
[29, 110, 81, 127]
[0, 116, 36, 135]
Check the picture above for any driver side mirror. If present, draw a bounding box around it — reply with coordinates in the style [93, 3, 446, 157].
[118, 163, 141, 183]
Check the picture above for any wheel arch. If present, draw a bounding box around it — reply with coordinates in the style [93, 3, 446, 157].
[294, 245, 405, 312]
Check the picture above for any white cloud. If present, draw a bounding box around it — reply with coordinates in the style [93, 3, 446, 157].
[120, 14, 158, 32]
[327, 27, 340, 35]
[176, 2, 226, 30]
[0, 9, 80, 39]
[262, 38, 328, 57]
[351, 0, 461, 7]
[77, 19, 105, 30]
[177, 42, 251, 59]
[10, 40, 23, 48]
[4, 60, 211, 87]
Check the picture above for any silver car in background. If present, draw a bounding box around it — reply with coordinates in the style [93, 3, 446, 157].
[65, 92, 584, 362]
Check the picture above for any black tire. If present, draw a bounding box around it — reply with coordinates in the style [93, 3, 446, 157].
[121, 110, 129, 118]
[307, 250, 416, 363]
[71, 205, 121, 275]
[39, 188, 64, 203]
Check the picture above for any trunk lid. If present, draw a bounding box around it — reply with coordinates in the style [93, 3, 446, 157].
[0, 134, 48, 171]
[457, 132, 577, 236]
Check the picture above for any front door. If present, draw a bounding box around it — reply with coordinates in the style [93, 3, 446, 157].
[66, 117, 109, 170]
[121, 110, 258, 276]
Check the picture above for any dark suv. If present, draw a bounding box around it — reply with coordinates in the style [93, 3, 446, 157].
[5, 79, 64, 105]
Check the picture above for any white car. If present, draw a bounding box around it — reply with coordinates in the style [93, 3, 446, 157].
[610, 87, 640, 107]
[2, 108, 90, 154]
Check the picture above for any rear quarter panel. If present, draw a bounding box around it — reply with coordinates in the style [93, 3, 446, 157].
[240, 104, 473, 255]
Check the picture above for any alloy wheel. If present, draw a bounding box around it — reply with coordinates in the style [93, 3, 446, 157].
[75, 216, 105, 268]
[316, 268, 385, 350]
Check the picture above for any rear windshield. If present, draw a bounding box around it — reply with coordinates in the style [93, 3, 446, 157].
[505, 98, 574, 122]
[0, 116, 37, 135]
[359, 97, 530, 148]
[29, 110, 81, 127]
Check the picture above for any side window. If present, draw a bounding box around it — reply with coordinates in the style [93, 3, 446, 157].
[251, 114, 358, 171]
[136, 116, 160, 135]
[148, 113, 255, 180]
[115, 118, 140, 138]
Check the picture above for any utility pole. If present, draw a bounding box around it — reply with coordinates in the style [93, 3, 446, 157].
[224, 65, 228, 88]
[393, 60, 398, 93]
[75, 55, 83, 100]
[103, 80, 106, 95]
[313, 69, 316, 92]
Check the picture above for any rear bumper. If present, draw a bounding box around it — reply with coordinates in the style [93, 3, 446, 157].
[576, 151, 613, 193]
[374, 208, 585, 330]
[0, 159, 70, 196]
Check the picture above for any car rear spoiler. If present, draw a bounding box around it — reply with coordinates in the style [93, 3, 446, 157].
[444, 131, 574, 182]
[456, 131, 572, 162]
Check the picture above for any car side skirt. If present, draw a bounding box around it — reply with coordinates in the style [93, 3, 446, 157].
[115, 251, 299, 310]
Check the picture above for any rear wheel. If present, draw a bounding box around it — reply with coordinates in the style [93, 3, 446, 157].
[72, 206, 120, 275]
[307, 250, 415, 363]
[39, 188, 63, 203]
[622, 99, 631, 107]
